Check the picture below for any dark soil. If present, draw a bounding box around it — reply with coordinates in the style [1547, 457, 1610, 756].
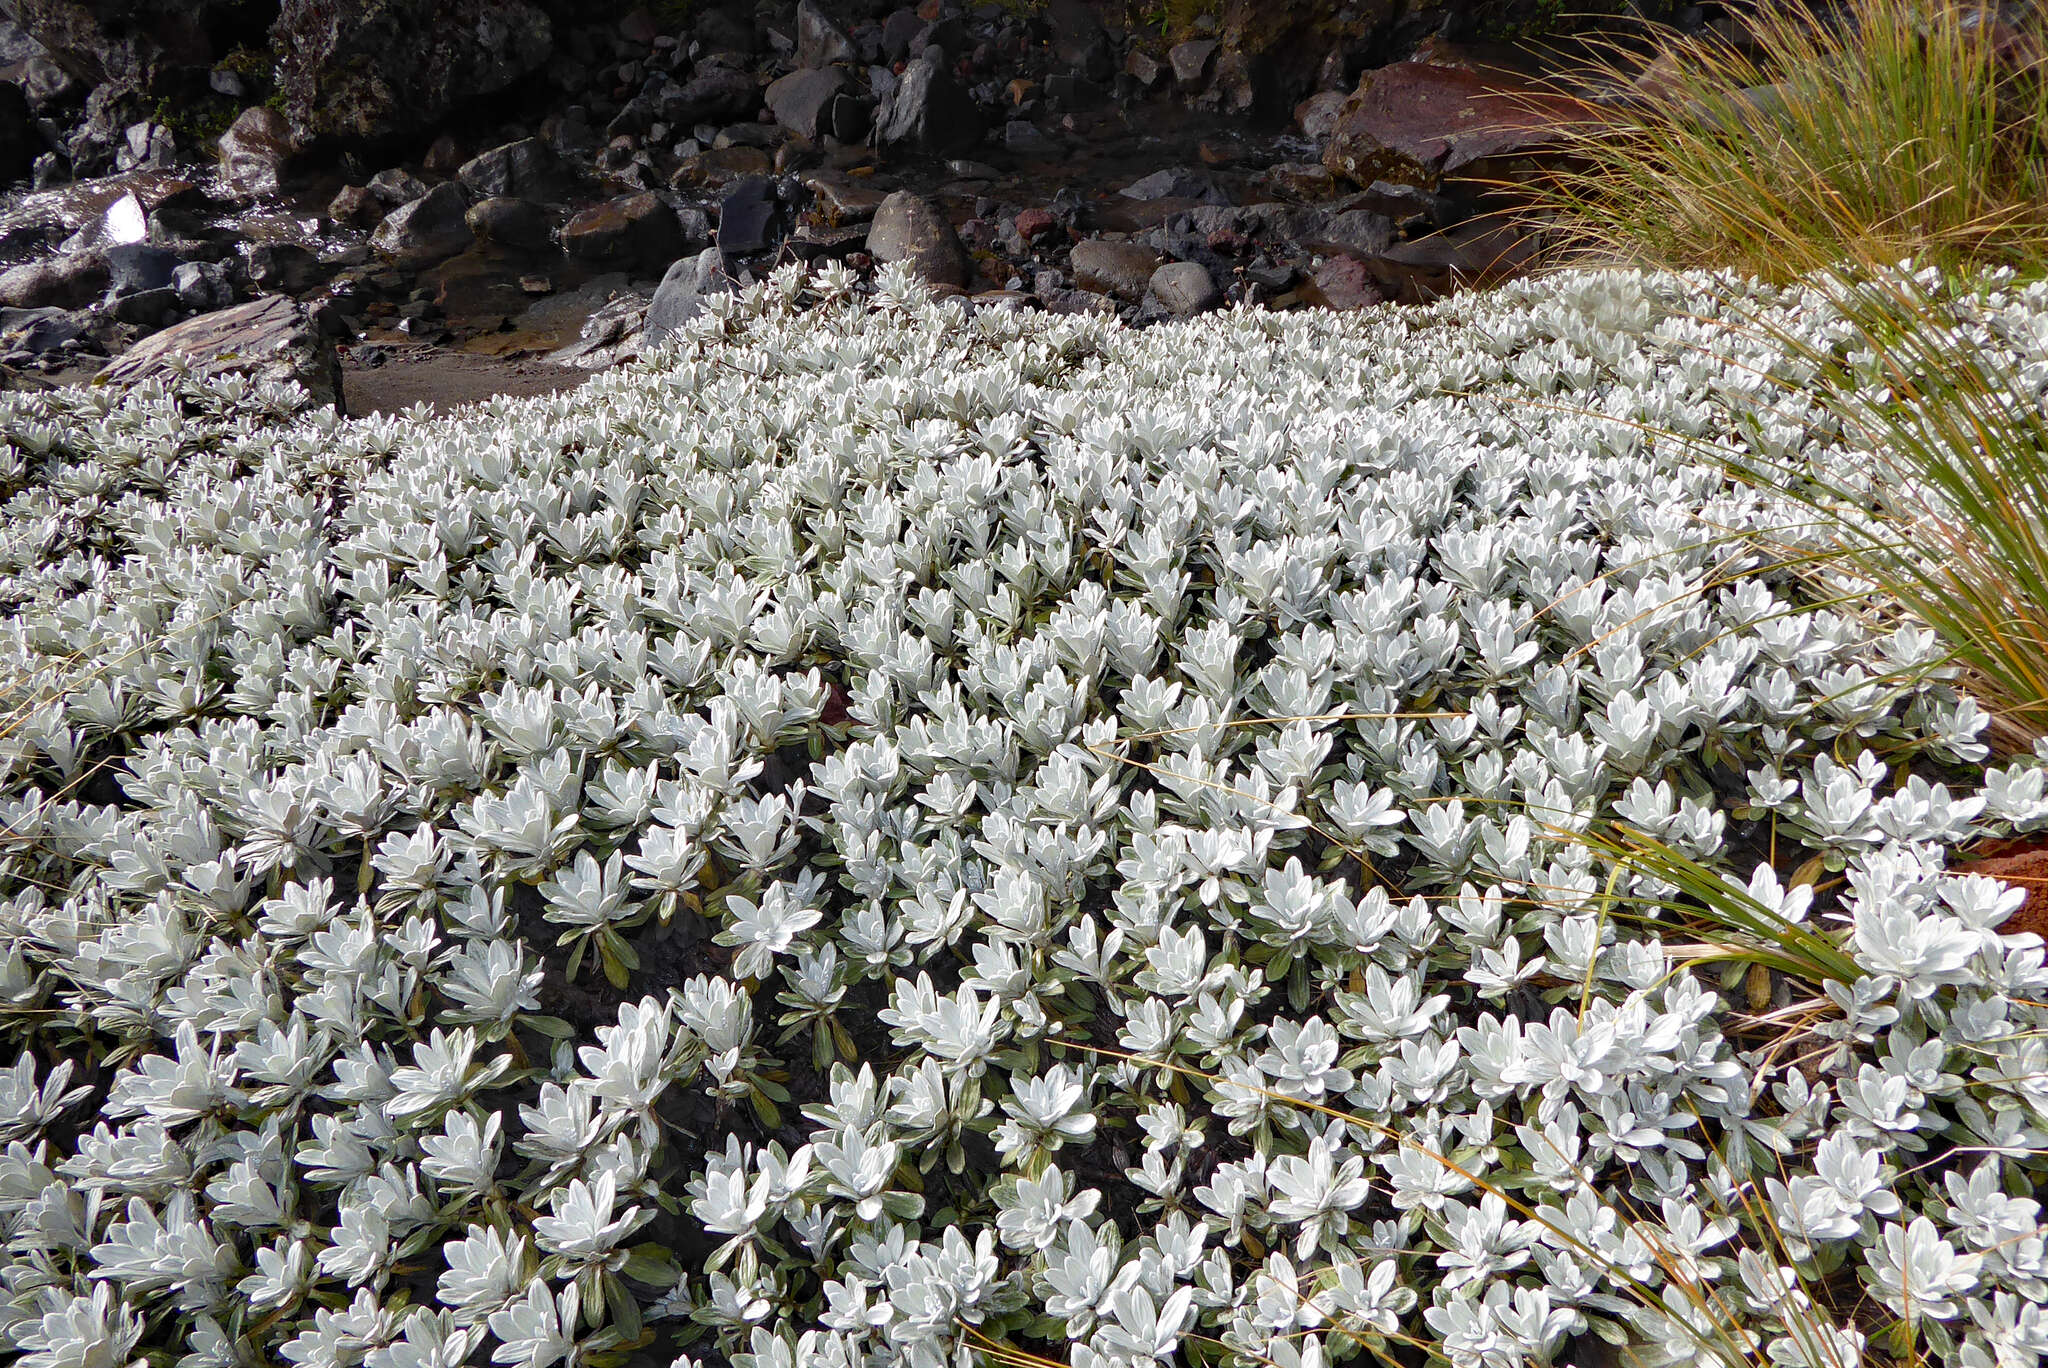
[340, 341, 589, 416]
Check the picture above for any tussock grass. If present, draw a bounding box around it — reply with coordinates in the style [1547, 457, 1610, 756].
[1534, 0, 2048, 281]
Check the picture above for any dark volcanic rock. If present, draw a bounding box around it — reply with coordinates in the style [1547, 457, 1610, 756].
[644, 246, 731, 345]
[370, 180, 474, 267]
[666, 66, 760, 127]
[796, 0, 855, 68]
[102, 241, 178, 296]
[875, 55, 982, 158]
[367, 168, 429, 207]
[866, 190, 966, 288]
[328, 184, 384, 229]
[246, 241, 322, 294]
[457, 138, 568, 201]
[271, 0, 554, 145]
[217, 106, 294, 200]
[560, 192, 682, 270]
[765, 67, 847, 141]
[98, 293, 343, 412]
[715, 176, 778, 258]
[465, 196, 553, 251]
[12, 0, 244, 95]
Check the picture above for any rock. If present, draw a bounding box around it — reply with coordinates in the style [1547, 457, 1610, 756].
[802, 170, 886, 221]
[1262, 161, 1339, 200]
[716, 176, 779, 258]
[1323, 57, 1594, 190]
[10, 0, 247, 96]
[644, 246, 731, 344]
[369, 180, 474, 267]
[60, 191, 147, 253]
[765, 67, 847, 140]
[866, 190, 965, 287]
[881, 9, 924, 62]
[1295, 89, 1347, 140]
[465, 196, 552, 251]
[0, 306, 83, 353]
[1149, 260, 1221, 315]
[457, 138, 567, 201]
[172, 260, 232, 310]
[1125, 49, 1166, 89]
[671, 144, 773, 189]
[367, 168, 429, 207]
[217, 106, 293, 199]
[875, 55, 982, 157]
[1120, 167, 1228, 204]
[1047, 0, 1114, 82]
[1304, 207, 1395, 258]
[1005, 121, 1060, 158]
[0, 251, 103, 308]
[109, 286, 177, 326]
[246, 241, 322, 294]
[18, 56, 80, 110]
[546, 289, 650, 368]
[1013, 207, 1057, 242]
[102, 242, 179, 296]
[560, 191, 682, 270]
[664, 66, 759, 127]
[1169, 39, 1219, 89]
[0, 81, 38, 183]
[270, 0, 554, 145]
[1070, 239, 1160, 299]
[1304, 254, 1384, 310]
[328, 184, 384, 229]
[97, 293, 343, 412]
[423, 132, 466, 177]
[796, 0, 855, 68]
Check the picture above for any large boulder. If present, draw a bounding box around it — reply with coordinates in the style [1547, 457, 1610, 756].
[11, 0, 245, 95]
[1321, 56, 1594, 191]
[97, 293, 343, 412]
[216, 106, 294, 199]
[270, 0, 553, 145]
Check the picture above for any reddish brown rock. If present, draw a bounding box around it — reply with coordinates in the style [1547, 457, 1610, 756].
[1013, 207, 1056, 242]
[1322, 57, 1594, 190]
[1302, 255, 1384, 311]
[1960, 837, 2048, 942]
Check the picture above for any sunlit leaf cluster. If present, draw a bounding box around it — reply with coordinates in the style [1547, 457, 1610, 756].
[0, 261, 2045, 1368]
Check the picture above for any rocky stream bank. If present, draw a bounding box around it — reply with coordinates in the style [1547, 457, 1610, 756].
[0, 0, 1725, 414]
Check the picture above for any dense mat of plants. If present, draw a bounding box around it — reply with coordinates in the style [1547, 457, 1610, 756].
[1, 262, 2045, 1368]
